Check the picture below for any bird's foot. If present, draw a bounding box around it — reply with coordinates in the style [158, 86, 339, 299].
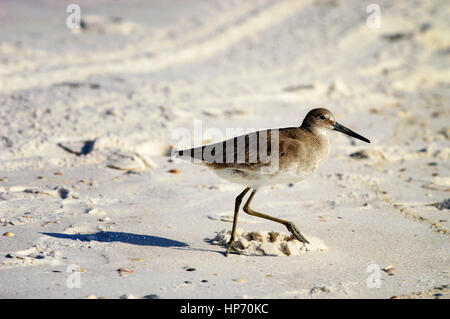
[225, 239, 241, 256]
[286, 222, 310, 245]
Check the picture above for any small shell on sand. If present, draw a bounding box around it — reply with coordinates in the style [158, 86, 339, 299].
[233, 278, 246, 283]
[117, 268, 134, 277]
[2, 232, 14, 237]
[168, 169, 181, 174]
[212, 229, 328, 256]
[383, 265, 396, 275]
[117, 268, 134, 273]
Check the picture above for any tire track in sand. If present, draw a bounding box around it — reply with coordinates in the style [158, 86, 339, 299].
[2, 0, 312, 93]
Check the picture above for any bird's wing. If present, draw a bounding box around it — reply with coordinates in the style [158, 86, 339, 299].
[177, 127, 301, 169]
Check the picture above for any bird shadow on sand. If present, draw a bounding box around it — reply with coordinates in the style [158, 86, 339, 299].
[41, 231, 188, 248]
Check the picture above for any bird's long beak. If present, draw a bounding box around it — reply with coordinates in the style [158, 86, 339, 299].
[333, 122, 371, 143]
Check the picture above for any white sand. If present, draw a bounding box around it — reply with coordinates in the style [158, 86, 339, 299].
[0, 0, 449, 299]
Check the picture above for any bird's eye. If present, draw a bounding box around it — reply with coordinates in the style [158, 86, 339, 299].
[319, 115, 326, 120]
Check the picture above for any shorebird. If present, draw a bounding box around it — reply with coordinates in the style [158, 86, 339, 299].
[177, 108, 370, 256]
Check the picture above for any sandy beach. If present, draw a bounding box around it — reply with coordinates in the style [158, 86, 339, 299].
[0, 0, 449, 299]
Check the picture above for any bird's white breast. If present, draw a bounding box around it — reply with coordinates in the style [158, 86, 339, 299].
[213, 163, 314, 189]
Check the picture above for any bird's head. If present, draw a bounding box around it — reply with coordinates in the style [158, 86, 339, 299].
[301, 108, 370, 143]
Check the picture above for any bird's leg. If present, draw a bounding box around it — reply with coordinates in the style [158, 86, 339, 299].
[225, 187, 251, 256]
[242, 190, 310, 244]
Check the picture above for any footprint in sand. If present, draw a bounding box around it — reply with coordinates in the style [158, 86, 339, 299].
[211, 229, 328, 256]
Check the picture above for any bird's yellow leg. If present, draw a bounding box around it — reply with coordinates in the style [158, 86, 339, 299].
[242, 190, 310, 244]
[225, 187, 251, 256]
